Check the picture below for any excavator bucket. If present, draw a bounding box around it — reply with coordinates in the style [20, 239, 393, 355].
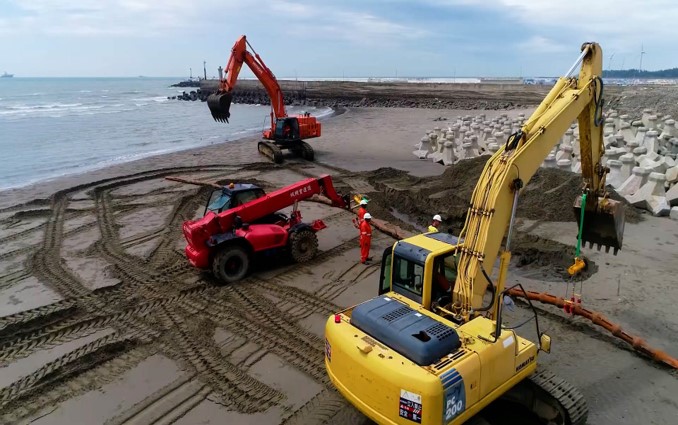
[207, 91, 233, 123]
[573, 195, 625, 254]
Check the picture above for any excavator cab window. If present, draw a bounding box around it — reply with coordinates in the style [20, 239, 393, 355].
[391, 255, 424, 303]
[275, 118, 300, 141]
[378, 247, 393, 295]
[431, 253, 457, 308]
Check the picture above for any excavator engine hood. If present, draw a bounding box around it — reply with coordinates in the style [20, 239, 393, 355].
[573, 195, 625, 254]
[207, 91, 233, 123]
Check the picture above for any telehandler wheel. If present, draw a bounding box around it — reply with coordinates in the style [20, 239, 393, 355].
[289, 229, 318, 263]
[212, 245, 250, 283]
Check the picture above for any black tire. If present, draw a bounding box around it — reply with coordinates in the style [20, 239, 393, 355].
[289, 229, 318, 263]
[212, 245, 249, 283]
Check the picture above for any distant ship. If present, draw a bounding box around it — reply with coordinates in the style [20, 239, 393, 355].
[1, 72, 13, 78]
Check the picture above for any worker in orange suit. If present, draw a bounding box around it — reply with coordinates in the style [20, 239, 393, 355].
[353, 199, 369, 229]
[360, 213, 373, 264]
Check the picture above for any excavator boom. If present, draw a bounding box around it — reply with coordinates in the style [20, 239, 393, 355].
[208, 35, 286, 124]
[453, 42, 625, 316]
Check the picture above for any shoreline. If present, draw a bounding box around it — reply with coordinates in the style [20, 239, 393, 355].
[0, 106, 342, 208]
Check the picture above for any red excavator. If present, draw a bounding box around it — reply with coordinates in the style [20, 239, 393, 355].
[207, 35, 321, 164]
[182, 175, 350, 283]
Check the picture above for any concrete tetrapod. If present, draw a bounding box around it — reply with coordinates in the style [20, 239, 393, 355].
[620, 122, 635, 144]
[667, 183, 678, 207]
[666, 165, 678, 184]
[442, 141, 456, 166]
[606, 160, 624, 188]
[413, 136, 430, 159]
[619, 153, 635, 182]
[617, 167, 650, 197]
[626, 172, 671, 216]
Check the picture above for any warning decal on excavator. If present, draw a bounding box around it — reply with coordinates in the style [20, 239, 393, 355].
[441, 368, 466, 423]
[399, 389, 422, 423]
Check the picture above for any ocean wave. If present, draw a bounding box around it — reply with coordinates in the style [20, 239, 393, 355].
[0, 102, 139, 118]
[131, 96, 170, 107]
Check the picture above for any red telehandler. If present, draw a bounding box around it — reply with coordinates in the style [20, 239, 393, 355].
[207, 35, 321, 164]
[182, 175, 350, 283]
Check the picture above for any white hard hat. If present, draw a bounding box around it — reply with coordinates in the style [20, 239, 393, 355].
[363, 213, 372, 220]
[433, 214, 442, 221]
[360, 199, 368, 205]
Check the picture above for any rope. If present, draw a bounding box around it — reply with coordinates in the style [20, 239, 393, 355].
[575, 193, 587, 258]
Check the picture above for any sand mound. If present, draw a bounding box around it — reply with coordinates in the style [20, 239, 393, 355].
[358, 156, 641, 232]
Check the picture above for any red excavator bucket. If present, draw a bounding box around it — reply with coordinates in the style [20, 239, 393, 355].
[207, 91, 233, 123]
[573, 195, 625, 255]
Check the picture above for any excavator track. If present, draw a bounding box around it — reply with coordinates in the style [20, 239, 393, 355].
[290, 141, 315, 162]
[258, 141, 283, 164]
[502, 368, 588, 425]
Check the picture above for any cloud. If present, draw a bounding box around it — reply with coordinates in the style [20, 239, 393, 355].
[260, 1, 430, 45]
[0, 0, 428, 43]
[517, 36, 568, 53]
[425, 0, 678, 41]
[0, 0, 236, 36]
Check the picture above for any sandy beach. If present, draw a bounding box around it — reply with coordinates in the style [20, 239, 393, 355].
[1, 101, 678, 425]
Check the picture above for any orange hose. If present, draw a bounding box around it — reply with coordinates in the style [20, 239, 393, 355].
[507, 289, 678, 369]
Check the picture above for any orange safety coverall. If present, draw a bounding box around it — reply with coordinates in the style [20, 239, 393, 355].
[360, 220, 372, 263]
[353, 206, 367, 229]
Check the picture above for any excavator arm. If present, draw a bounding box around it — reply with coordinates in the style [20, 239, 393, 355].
[208, 35, 287, 124]
[451, 42, 625, 320]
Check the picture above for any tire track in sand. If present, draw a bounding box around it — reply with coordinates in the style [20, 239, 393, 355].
[154, 305, 284, 413]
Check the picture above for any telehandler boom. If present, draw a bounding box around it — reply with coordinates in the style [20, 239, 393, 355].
[324, 42, 624, 425]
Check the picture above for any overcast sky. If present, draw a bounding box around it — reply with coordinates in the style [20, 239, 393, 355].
[1, 0, 676, 78]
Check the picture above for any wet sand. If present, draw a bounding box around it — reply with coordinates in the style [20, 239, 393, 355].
[1, 106, 677, 425]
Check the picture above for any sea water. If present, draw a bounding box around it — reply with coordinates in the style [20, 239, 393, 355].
[0, 77, 331, 190]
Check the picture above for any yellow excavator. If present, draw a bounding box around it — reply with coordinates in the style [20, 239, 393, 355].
[324, 42, 625, 425]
